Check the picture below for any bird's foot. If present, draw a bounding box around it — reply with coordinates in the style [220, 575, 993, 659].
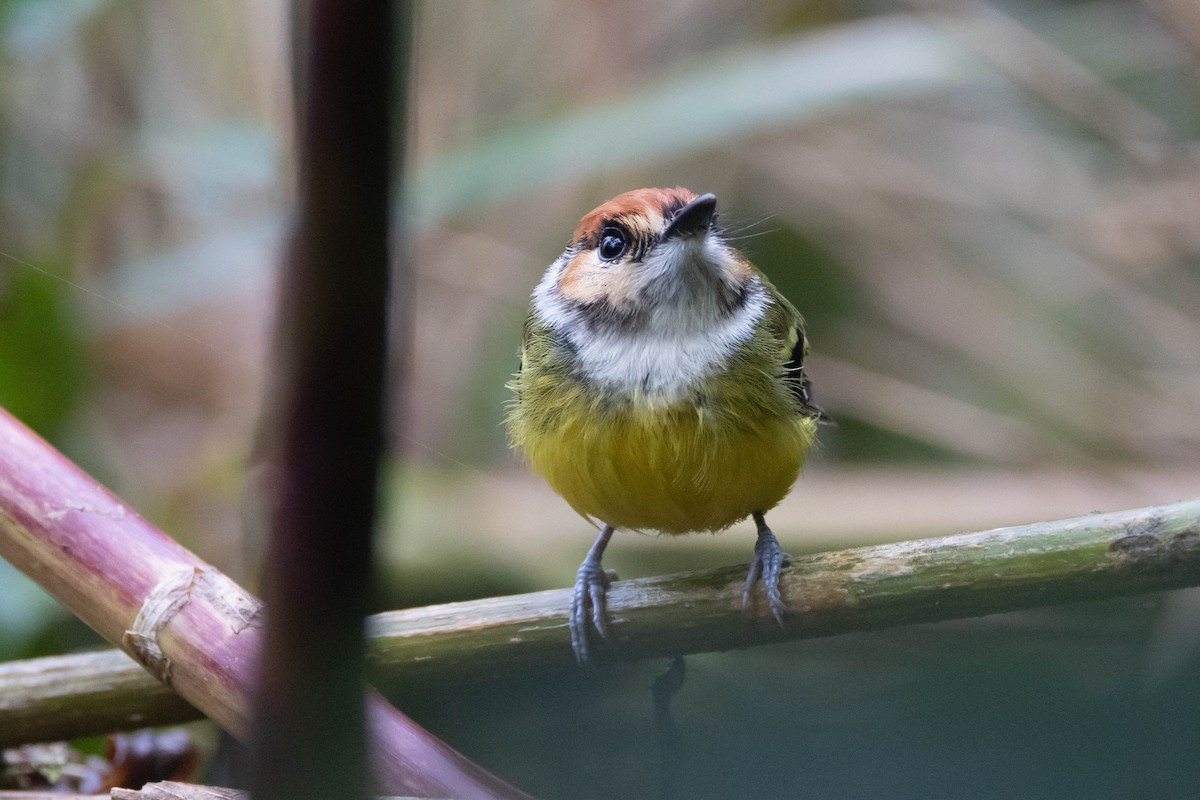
[742, 518, 787, 625]
[570, 559, 612, 662]
[569, 525, 615, 663]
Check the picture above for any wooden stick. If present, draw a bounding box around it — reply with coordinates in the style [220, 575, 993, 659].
[4, 478, 1198, 744]
[0, 649, 193, 747]
[366, 496, 1200, 677]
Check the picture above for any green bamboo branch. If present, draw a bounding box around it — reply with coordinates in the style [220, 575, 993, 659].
[4, 497, 1198, 746]
[368, 496, 1200, 675]
[0, 649, 193, 748]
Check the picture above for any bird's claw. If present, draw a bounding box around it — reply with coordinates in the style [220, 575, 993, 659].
[570, 557, 613, 662]
[742, 526, 787, 625]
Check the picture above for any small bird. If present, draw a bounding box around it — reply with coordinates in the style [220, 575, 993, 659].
[507, 187, 827, 661]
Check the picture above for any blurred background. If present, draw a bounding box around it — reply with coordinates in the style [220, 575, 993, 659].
[1, 1, 1199, 797]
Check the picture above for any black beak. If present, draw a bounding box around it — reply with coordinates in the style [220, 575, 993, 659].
[662, 193, 717, 241]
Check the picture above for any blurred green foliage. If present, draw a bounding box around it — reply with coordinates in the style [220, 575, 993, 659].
[0, 263, 98, 660]
[0, 265, 86, 438]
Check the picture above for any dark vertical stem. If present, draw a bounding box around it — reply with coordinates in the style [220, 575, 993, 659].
[252, 2, 394, 799]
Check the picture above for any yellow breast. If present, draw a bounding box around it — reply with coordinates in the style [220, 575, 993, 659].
[517, 393, 817, 534]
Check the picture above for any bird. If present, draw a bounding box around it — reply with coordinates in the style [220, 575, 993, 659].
[507, 187, 827, 662]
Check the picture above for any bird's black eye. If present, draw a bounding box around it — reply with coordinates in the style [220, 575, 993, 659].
[597, 226, 628, 262]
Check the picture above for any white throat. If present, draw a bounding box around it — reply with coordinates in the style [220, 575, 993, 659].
[534, 240, 767, 402]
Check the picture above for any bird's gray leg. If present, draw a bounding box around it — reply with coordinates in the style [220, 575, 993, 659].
[570, 524, 615, 662]
[742, 511, 786, 625]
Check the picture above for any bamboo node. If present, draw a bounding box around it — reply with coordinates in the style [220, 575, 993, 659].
[123, 567, 200, 683]
[121, 568, 265, 685]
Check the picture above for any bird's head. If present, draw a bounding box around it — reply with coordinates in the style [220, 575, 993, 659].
[535, 187, 753, 335]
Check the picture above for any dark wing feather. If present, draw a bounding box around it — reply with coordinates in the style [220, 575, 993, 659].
[785, 327, 833, 423]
